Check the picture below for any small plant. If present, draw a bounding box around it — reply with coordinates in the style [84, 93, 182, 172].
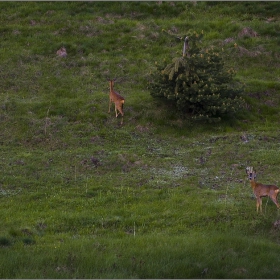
[0, 236, 12, 247]
[8, 227, 23, 237]
[22, 237, 36, 245]
[148, 30, 245, 122]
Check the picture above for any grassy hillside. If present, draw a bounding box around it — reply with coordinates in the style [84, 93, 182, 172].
[1, 1, 280, 278]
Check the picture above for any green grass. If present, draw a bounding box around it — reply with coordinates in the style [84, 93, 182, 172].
[1, 1, 280, 278]
[1, 232, 280, 278]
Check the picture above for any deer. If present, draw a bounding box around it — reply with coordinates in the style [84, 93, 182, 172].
[108, 79, 125, 124]
[246, 166, 280, 213]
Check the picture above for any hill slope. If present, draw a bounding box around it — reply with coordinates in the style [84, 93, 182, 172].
[0, 2, 280, 278]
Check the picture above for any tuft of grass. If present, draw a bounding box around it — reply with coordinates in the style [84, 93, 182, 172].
[0, 237, 12, 247]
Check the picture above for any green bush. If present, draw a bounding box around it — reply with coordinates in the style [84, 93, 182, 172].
[148, 30, 245, 122]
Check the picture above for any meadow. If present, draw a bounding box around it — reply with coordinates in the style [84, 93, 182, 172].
[1, 1, 280, 278]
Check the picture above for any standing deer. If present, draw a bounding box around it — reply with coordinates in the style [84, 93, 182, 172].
[108, 79, 125, 124]
[246, 166, 280, 213]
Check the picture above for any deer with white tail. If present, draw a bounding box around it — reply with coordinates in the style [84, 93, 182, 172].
[246, 166, 280, 213]
[108, 79, 125, 125]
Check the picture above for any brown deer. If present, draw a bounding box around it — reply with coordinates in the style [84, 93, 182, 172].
[246, 166, 280, 213]
[108, 79, 125, 124]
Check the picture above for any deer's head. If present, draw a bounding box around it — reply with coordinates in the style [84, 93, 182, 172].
[246, 166, 257, 181]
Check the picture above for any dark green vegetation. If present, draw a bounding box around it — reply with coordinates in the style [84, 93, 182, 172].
[0, 1, 280, 278]
[148, 30, 245, 122]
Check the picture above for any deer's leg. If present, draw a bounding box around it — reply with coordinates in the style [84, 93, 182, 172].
[259, 197, 263, 213]
[270, 196, 280, 208]
[109, 99, 112, 113]
[117, 105, 123, 124]
[115, 104, 119, 117]
[115, 102, 124, 118]
[118, 103, 124, 117]
[256, 197, 261, 213]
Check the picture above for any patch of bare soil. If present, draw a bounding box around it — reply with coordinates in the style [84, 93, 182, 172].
[238, 27, 258, 38]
